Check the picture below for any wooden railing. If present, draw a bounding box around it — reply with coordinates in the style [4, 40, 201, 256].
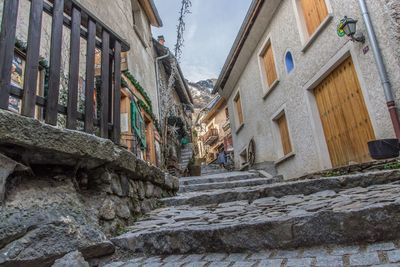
[0, 0, 130, 143]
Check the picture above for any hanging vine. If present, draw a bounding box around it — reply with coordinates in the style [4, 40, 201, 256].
[174, 0, 192, 61]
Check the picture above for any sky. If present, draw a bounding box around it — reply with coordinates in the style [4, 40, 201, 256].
[152, 0, 252, 82]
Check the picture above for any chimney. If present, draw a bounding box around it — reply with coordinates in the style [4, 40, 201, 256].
[158, 35, 165, 46]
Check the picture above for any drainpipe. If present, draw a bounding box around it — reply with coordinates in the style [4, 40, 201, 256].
[155, 50, 170, 123]
[358, 0, 400, 139]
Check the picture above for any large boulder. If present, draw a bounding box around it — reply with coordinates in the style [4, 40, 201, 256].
[0, 178, 114, 267]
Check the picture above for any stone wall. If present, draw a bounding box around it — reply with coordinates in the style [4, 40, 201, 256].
[0, 109, 178, 267]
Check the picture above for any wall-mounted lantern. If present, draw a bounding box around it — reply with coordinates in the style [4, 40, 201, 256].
[337, 16, 365, 43]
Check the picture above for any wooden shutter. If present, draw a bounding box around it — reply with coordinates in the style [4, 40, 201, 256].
[262, 43, 278, 87]
[300, 0, 328, 36]
[235, 94, 244, 126]
[277, 113, 292, 156]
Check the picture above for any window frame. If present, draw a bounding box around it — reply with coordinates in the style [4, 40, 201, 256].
[257, 35, 280, 99]
[233, 91, 244, 133]
[271, 107, 295, 163]
[284, 50, 295, 74]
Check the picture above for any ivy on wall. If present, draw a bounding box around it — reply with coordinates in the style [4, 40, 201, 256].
[122, 70, 153, 111]
[120, 71, 161, 134]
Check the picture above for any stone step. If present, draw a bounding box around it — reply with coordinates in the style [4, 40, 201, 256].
[103, 239, 400, 267]
[112, 178, 400, 255]
[163, 170, 400, 207]
[180, 172, 259, 186]
[179, 177, 280, 193]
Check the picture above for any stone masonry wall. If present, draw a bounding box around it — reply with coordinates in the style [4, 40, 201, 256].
[0, 109, 178, 267]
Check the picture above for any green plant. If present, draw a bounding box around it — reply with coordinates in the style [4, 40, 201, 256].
[122, 70, 152, 111]
[383, 161, 400, 170]
[322, 170, 347, 178]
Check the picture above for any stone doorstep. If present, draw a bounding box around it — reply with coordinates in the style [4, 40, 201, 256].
[163, 169, 400, 207]
[111, 201, 400, 255]
[179, 177, 279, 193]
[179, 172, 259, 186]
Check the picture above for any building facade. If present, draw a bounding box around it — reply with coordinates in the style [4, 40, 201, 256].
[2, 0, 166, 167]
[215, 0, 400, 179]
[197, 96, 232, 164]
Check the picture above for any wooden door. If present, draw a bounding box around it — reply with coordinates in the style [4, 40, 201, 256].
[314, 57, 375, 167]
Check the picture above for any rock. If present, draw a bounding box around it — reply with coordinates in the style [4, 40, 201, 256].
[100, 199, 116, 220]
[52, 251, 89, 267]
[120, 175, 130, 196]
[137, 181, 145, 200]
[0, 179, 114, 267]
[0, 153, 18, 203]
[115, 200, 131, 219]
[111, 174, 123, 197]
[140, 199, 157, 213]
[145, 182, 154, 198]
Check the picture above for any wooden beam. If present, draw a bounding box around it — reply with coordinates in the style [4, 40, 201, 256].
[84, 19, 96, 133]
[66, 6, 81, 129]
[112, 41, 122, 143]
[0, 0, 19, 109]
[21, 0, 44, 117]
[46, 0, 65, 125]
[100, 30, 110, 138]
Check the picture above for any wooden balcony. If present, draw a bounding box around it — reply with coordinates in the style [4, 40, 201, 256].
[0, 0, 130, 143]
[201, 128, 219, 145]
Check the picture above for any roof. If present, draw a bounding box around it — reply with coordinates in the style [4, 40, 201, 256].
[213, 0, 281, 96]
[202, 95, 226, 123]
[139, 0, 163, 27]
[153, 39, 194, 109]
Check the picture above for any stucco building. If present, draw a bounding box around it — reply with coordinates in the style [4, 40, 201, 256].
[214, 0, 400, 179]
[196, 95, 232, 164]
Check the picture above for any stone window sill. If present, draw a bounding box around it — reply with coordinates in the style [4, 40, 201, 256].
[301, 15, 333, 53]
[263, 79, 280, 100]
[275, 152, 296, 166]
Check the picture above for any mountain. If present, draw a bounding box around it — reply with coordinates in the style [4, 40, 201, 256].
[188, 79, 217, 109]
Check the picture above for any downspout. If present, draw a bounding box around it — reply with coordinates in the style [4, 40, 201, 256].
[358, 0, 400, 139]
[155, 50, 170, 123]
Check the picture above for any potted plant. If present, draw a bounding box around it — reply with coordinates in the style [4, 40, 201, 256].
[368, 139, 399, 160]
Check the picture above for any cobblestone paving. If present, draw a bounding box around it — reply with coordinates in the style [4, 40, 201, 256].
[105, 240, 400, 267]
[125, 182, 400, 234]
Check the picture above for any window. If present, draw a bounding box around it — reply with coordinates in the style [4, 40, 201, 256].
[276, 113, 292, 156]
[225, 107, 229, 119]
[234, 93, 244, 127]
[262, 42, 278, 87]
[285, 51, 295, 74]
[299, 0, 329, 36]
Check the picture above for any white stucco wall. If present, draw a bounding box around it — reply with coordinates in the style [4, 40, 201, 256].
[227, 0, 400, 179]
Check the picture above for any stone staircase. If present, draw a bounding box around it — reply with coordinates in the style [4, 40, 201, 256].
[109, 169, 400, 265]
